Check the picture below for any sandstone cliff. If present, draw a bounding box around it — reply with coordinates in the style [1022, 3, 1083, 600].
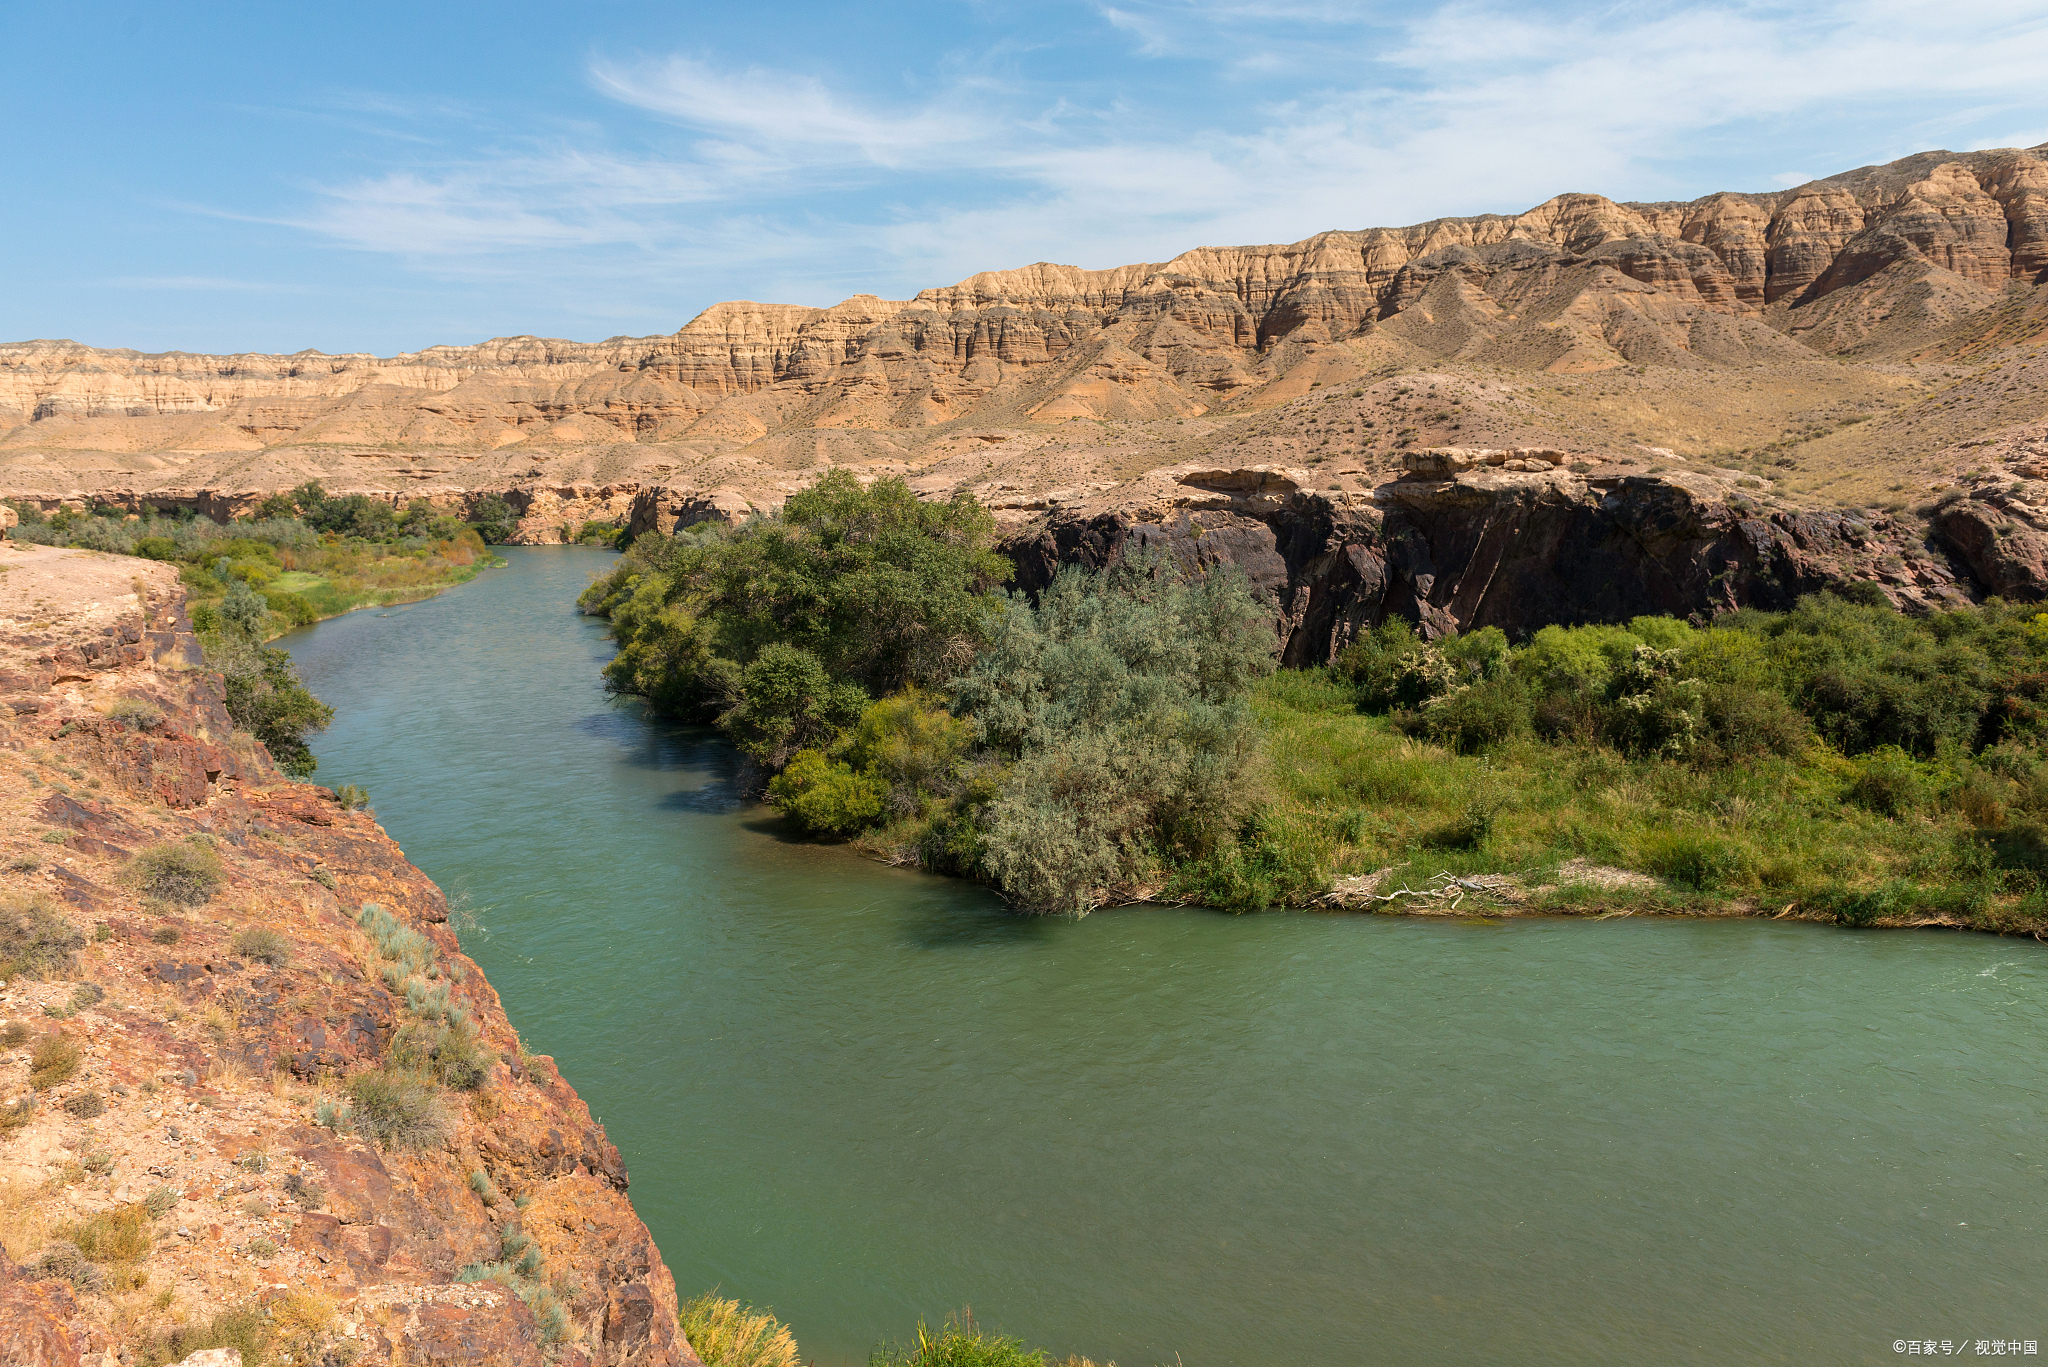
[6, 141, 2048, 609]
[0, 543, 699, 1367]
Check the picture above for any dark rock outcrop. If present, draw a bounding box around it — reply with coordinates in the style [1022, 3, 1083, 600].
[1006, 460, 1979, 658]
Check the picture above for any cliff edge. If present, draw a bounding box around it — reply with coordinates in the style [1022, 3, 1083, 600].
[0, 541, 699, 1367]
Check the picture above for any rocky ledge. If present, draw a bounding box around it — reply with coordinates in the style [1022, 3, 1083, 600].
[0, 542, 699, 1367]
[1003, 451, 1988, 661]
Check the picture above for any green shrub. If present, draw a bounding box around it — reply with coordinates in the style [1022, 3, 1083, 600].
[132, 1306, 272, 1367]
[870, 1313, 1044, 1367]
[31, 1242, 101, 1293]
[231, 927, 291, 968]
[1806, 881, 1905, 927]
[30, 1031, 82, 1087]
[344, 1069, 447, 1151]
[260, 590, 319, 626]
[958, 555, 1273, 913]
[63, 1201, 152, 1262]
[125, 840, 224, 905]
[586, 472, 1012, 730]
[724, 644, 870, 771]
[1846, 748, 1927, 817]
[469, 494, 518, 544]
[1164, 811, 1329, 911]
[680, 1291, 801, 1367]
[1637, 831, 1753, 891]
[1983, 817, 2048, 873]
[392, 1018, 491, 1091]
[0, 895, 83, 979]
[843, 690, 972, 816]
[1422, 797, 1506, 852]
[1407, 677, 1529, 754]
[1695, 682, 1808, 761]
[766, 751, 886, 835]
[105, 697, 166, 730]
[203, 634, 333, 777]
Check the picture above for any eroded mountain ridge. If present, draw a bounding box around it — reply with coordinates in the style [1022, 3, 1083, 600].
[7, 142, 2048, 639]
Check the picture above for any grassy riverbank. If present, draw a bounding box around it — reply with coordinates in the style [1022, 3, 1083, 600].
[580, 478, 2048, 933]
[1234, 667, 2048, 932]
[5, 492, 504, 639]
[7, 492, 507, 775]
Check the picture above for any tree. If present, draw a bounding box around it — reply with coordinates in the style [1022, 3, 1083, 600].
[469, 495, 517, 544]
[201, 579, 334, 777]
[582, 473, 1012, 752]
[953, 554, 1277, 913]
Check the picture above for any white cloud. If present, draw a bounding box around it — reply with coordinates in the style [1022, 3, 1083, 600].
[272, 0, 2048, 321]
[589, 54, 992, 166]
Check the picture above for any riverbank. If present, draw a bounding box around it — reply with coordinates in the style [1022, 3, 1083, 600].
[0, 542, 696, 1367]
[1230, 669, 2048, 934]
[2, 500, 507, 642]
[282, 544, 2048, 1365]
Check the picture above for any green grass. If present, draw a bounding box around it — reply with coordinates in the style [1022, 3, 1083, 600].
[268, 571, 327, 594]
[124, 840, 225, 906]
[1234, 669, 2048, 931]
[679, 1292, 801, 1367]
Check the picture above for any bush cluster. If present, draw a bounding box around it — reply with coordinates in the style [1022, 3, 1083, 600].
[678, 1292, 801, 1367]
[583, 472, 1012, 762]
[1337, 596, 2048, 775]
[125, 840, 225, 905]
[582, 479, 1281, 914]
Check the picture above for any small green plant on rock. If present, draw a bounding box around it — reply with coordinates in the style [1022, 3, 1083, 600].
[459, 1225, 573, 1345]
[343, 1068, 447, 1151]
[125, 840, 224, 906]
[30, 1032, 82, 1087]
[231, 927, 291, 968]
[679, 1291, 801, 1367]
[0, 894, 84, 979]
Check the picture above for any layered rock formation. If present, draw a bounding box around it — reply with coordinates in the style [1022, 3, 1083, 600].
[1003, 454, 1973, 661]
[5, 141, 2048, 605]
[5, 143, 2044, 462]
[0, 544, 699, 1367]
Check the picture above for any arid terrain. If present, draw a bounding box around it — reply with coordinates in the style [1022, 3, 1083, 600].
[0, 542, 698, 1367]
[5, 143, 2048, 646]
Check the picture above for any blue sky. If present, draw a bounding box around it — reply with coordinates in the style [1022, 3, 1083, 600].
[4, 1, 2044, 356]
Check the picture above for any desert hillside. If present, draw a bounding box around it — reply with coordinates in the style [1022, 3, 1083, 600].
[3, 142, 2045, 595]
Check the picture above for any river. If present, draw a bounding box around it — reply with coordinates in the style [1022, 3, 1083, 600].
[281, 546, 2048, 1367]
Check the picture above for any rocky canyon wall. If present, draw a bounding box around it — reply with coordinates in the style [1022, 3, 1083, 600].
[5, 143, 2044, 458]
[0, 543, 700, 1367]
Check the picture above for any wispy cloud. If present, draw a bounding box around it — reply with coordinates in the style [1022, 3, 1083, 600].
[590, 54, 994, 165]
[269, 0, 2048, 319]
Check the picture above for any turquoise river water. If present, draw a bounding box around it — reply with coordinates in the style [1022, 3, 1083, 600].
[281, 547, 2047, 1367]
